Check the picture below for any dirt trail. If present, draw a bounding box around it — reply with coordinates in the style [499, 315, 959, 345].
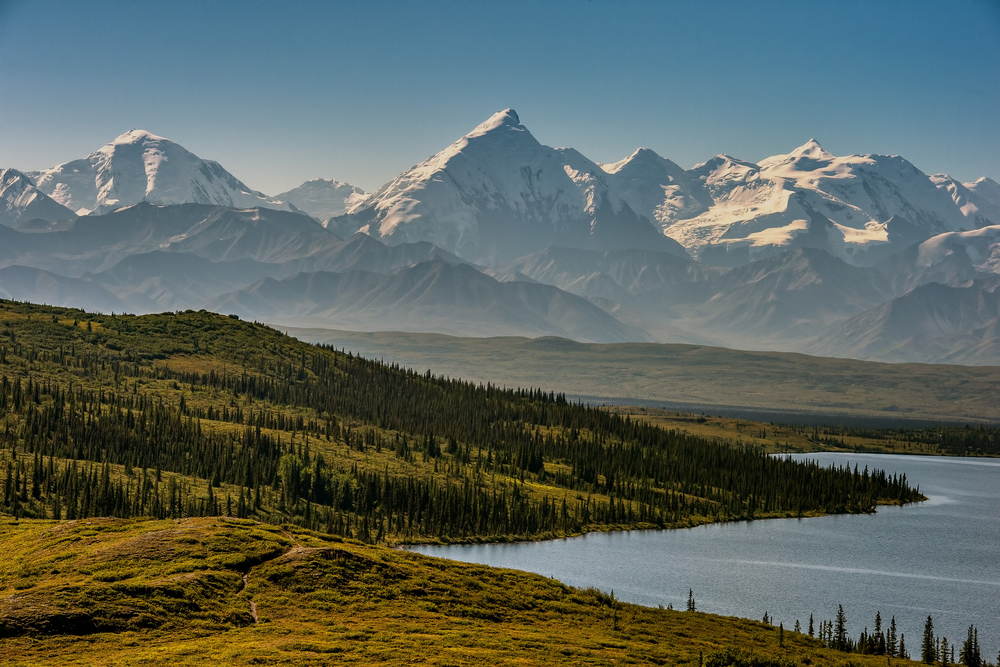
[241, 573, 259, 623]
[240, 530, 306, 625]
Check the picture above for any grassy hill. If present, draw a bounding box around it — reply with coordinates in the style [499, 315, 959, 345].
[0, 300, 917, 540]
[0, 516, 933, 666]
[283, 327, 1000, 424]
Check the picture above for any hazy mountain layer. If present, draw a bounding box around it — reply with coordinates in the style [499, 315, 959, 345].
[275, 178, 366, 221]
[0, 168, 76, 227]
[0, 265, 128, 313]
[208, 260, 649, 343]
[0, 202, 343, 274]
[806, 279, 1000, 364]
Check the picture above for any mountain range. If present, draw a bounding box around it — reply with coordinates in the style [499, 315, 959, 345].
[328, 109, 998, 267]
[2, 110, 999, 365]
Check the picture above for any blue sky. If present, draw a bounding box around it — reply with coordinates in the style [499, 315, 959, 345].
[1, 0, 997, 194]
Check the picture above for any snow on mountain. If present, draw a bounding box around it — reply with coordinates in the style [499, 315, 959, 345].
[599, 147, 708, 223]
[327, 110, 987, 267]
[657, 140, 985, 266]
[966, 177, 1000, 208]
[912, 226, 1000, 275]
[331, 109, 688, 261]
[274, 178, 366, 222]
[929, 174, 1000, 228]
[0, 168, 76, 227]
[27, 130, 299, 215]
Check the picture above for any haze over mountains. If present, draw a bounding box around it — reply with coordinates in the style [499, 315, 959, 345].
[2, 109, 999, 365]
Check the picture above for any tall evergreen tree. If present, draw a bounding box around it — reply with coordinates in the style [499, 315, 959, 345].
[958, 626, 979, 667]
[874, 611, 885, 654]
[835, 605, 848, 651]
[923, 616, 937, 664]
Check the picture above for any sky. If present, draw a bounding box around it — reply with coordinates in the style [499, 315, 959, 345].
[0, 0, 998, 195]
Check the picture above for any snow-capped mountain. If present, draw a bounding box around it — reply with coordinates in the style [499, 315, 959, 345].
[330, 109, 689, 262]
[27, 130, 300, 216]
[327, 110, 993, 266]
[931, 175, 1000, 229]
[4, 112, 1000, 364]
[0, 168, 76, 227]
[909, 225, 1000, 276]
[655, 140, 989, 266]
[274, 178, 366, 222]
[966, 177, 1000, 208]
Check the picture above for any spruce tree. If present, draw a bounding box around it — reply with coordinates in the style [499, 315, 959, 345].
[808, 613, 814, 637]
[923, 616, 937, 664]
[875, 611, 885, 655]
[836, 605, 848, 651]
[959, 626, 979, 667]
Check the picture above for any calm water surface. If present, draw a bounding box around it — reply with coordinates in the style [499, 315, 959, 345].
[411, 454, 1000, 657]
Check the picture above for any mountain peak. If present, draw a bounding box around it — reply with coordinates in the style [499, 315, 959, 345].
[467, 109, 523, 138]
[601, 147, 669, 175]
[30, 130, 298, 215]
[110, 129, 169, 146]
[0, 167, 77, 225]
[788, 138, 834, 160]
[623, 147, 665, 163]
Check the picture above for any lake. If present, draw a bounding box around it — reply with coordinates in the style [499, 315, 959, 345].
[410, 453, 1000, 659]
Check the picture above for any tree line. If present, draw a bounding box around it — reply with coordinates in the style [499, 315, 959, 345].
[0, 303, 923, 543]
[760, 603, 995, 667]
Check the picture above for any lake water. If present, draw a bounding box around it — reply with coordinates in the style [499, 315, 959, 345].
[410, 453, 1000, 659]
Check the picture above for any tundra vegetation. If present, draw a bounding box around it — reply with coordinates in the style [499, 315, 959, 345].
[0, 300, 944, 665]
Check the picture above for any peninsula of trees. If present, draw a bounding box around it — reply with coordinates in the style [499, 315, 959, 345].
[0, 301, 922, 542]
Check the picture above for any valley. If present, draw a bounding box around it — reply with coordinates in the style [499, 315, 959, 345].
[284, 327, 1000, 424]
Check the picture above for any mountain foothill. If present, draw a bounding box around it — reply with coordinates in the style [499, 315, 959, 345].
[2, 110, 1000, 365]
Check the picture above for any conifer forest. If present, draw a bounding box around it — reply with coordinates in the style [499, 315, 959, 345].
[0, 300, 922, 543]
